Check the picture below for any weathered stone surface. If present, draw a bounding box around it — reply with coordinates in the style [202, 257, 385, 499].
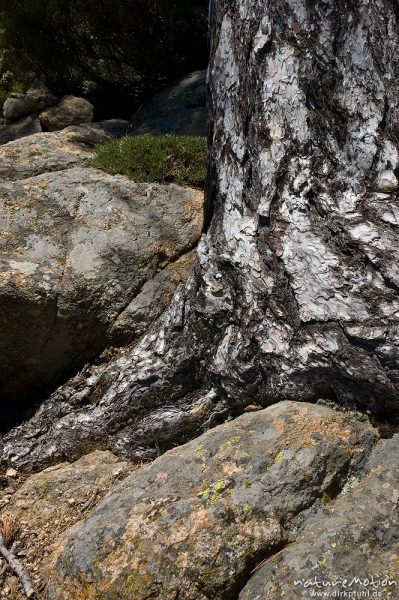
[0, 451, 133, 599]
[2, 93, 30, 122]
[0, 166, 202, 421]
[0, 121, 128, 180]
[0, 114, 42, 146]
[45, 401, 377, 600]
[40, 96, 94, 131]
[109, 249, 197, 345]
[130, 70, 207, 137]
[26, 80, 58, 113]
[239, 434, 399, 600]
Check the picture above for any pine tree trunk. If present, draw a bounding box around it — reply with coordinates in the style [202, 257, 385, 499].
[3, 0, 399, 471]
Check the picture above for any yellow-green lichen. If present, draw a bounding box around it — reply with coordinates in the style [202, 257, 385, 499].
[146, 512, 160, 523]
[195, 444, 205, 460]
[197, 485, 210, 499]
[221, 436, 241, 451]
[195, 444, 208, 473]
[213, 479, 224, 492]
[198, 479, 229, 507]
[268, 450, 285, 470]
[113, 568, 160, 599]
[240, 504, 253, 517]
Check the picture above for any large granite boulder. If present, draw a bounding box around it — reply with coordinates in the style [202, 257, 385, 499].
[0, 165, 202, 420]
[40, 96, 94, 131]
[45, 401, 377, 600]
[239, 434, 399, 599]
[130, 70, 207, 137]
[2, 81, 57, 125]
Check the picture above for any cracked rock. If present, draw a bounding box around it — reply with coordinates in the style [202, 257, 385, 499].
[239, 434, 399, 599]
[45, 401, 377, 600]
[0, 159, 202, 422]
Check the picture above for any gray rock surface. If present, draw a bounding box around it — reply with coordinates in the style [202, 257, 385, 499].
[2, 93, 30, 122]
[109, 249, 197, 345]
[40, 95, 94, 131]
[0, 451, 134, 599]
[239, 434, 399, 600]
[0, 121, 128, 179]
[130, 70, 207, 137]
[0, 164, 202, 417]
[45, 401, 377, 600]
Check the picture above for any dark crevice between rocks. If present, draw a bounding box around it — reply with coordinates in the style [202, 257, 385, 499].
[108, 243, 200, 348]
[222, 540, 288, 600]
[0, 240, 201, 435]
[368, 414, 399, 440]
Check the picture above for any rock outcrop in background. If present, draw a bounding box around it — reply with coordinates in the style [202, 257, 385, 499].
[0, 81, 95, 145]
[1, 72, 208, 145]
[129, 70, 207, 137]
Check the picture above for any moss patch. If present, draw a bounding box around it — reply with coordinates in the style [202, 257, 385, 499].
[93, 134, 207, 189]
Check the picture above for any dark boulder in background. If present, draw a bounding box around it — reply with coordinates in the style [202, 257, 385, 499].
[129, 70, 207, 137]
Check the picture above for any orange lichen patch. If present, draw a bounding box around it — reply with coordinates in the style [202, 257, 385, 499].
[182, 189, 204, 224]
[273, 418, 285, 433]
[38, 178, 50, 189]
[273, 410, 366, 454]
[222, 462, 242, 476]
[0, 269, 26, 286]
[58, 143, 93, 155]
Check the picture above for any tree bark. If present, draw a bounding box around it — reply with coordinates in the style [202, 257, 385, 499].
[3, 0, 399, 471]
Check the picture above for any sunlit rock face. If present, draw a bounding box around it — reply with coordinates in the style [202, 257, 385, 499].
[45, 402, 377, 600]
[0, 128, 202, 426]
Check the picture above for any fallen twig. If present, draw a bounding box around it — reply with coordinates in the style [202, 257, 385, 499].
[0, 532, 34, 597]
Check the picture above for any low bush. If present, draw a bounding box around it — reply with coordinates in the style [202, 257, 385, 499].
[92, 135, 207, 188]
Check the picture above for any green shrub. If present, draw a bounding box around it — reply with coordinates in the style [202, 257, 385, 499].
[92, 135, 207, 188]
